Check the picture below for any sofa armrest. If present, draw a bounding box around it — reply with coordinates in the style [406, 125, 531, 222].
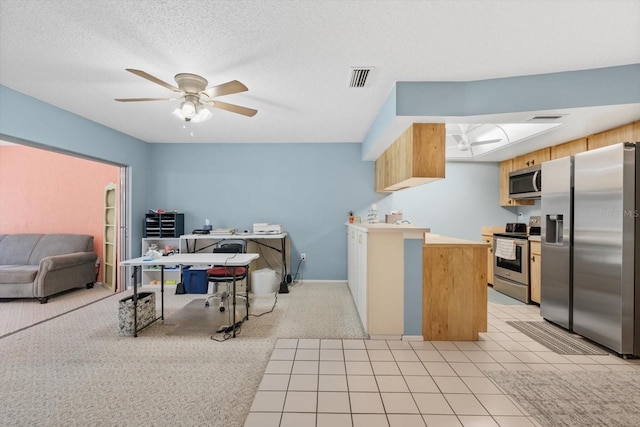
[39, 252, 97, 271]
[34, 252, 98, 298]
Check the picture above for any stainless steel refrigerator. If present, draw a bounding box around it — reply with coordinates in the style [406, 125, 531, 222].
[542, 142, 640, 357]
[573, 142, 639, 356]
[541, 156, 573, 330]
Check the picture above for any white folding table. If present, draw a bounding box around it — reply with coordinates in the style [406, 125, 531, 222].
[120, 253, 259, 337]
[180, 232, 291, 293]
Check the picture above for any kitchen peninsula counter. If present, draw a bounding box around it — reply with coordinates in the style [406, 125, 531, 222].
[423, 233, 489, 341]
[347, 223, 430, 339]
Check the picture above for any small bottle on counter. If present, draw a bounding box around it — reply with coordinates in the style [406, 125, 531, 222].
[367, 203, 379, 224]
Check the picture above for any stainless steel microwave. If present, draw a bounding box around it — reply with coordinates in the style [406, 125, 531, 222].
[509, 164, 541, 199]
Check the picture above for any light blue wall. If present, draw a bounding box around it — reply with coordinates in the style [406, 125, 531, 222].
[1, 85, 528, 282]
[148, 142, 376, 280]
[364, 162, 517, 240]
[0, 85, 151, 253]
[363, 64, 640, 160]
[404, 239, 423, 336]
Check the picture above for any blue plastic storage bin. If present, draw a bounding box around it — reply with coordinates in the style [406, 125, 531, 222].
[182, 266, 209, 294]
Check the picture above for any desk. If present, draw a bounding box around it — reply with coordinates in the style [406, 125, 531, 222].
[120, 253, 259, 337]
[181, 232, 290, 293]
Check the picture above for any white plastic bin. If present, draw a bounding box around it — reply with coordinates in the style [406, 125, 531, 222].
[251, 268, 278, 295]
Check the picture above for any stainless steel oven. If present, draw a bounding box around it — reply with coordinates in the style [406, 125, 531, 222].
[493, 233, 530, 303]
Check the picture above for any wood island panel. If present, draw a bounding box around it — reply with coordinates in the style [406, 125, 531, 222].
[423, 235, 488, 341]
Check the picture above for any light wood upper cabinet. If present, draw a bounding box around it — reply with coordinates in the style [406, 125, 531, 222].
[551, 138, 587, 160]
[587, 121, 640, 151]
[375, 123, 445, 192]
[513, 147, 551, 170]
[529, 240, 541, 304]
[499, 159, 534, 207]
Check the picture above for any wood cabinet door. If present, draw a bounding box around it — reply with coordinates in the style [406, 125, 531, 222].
[587, 121, 640, 151]
[529, 242, 541, 304]
[551, 138, 587, 160]
[514, 148, 550, 170]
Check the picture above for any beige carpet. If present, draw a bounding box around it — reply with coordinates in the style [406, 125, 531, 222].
[487, 370, 640, 427]
[0, 284, 114, 338]
[0, 281, 365, 427]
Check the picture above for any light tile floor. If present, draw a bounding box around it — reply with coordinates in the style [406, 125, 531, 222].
[245, 301, 640, 427]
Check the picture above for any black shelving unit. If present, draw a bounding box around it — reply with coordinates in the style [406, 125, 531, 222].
[144, 213, 184, 238]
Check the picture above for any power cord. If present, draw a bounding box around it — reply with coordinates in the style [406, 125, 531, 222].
[211, 321, 242, 341]
[289, 258, 305, 287]
[210, 290, 278, 342]
[249, 292, 278, 318]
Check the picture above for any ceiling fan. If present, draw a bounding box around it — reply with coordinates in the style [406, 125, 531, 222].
[115, 68, 257, 122]
[447, 123, 504, 153]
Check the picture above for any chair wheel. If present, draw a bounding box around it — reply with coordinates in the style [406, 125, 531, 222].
[219, 306, 225, 312]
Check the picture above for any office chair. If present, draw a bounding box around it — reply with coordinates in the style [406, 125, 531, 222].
[204, 240, 248, 312]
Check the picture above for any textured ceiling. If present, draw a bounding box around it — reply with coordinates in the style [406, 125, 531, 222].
[1, 0, 639, 158]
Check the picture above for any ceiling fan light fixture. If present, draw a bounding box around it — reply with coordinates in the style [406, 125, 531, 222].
[173, 102, 212, 123]
[117, 69, 256, 121]
[457, 140, 469, 151]
[191, 106, 212, 123]
[181, 100, 197, 118]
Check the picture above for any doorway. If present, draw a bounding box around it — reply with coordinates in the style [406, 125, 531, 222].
[0, 140, 130, 292]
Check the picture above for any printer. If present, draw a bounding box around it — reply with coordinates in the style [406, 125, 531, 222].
[253, 223, 283, 234]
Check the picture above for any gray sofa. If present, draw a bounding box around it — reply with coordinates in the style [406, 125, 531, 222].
[0, 234, 98, 303]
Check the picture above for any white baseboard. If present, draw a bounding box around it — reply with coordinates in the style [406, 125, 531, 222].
[369, 334, 403, 340]
[295, 280, 348, 285]
[402, 335, 424, 341]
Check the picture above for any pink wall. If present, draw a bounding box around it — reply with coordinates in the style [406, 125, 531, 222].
[0, 144, 119, 282]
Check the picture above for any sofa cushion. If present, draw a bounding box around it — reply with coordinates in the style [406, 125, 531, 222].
[0, 234, 44, 265]
[0, 265, 39, 284]
[28, 234, 94, 265]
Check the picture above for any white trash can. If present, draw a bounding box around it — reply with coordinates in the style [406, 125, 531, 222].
[251, 268, 278, 295]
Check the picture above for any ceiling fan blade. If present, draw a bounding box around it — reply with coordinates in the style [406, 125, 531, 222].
[114, 97, 179, 102]
[470, 138, 502, 146]
[209, 100, 257, 117]
[201, 80, 248, 98]
[125, 68, 181, 93]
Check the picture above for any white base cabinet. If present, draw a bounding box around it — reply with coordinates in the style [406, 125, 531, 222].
[347, 227, 367, 329]
[141, 238, 181, 285]
[346, 223, 429, 339]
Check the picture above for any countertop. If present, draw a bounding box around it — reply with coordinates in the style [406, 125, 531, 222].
[346, 222, 430, 238]
[481, 226, 506, 236]
[424, 233, 490, 247]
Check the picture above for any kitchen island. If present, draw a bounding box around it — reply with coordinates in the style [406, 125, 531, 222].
[423, 233, 489, 341]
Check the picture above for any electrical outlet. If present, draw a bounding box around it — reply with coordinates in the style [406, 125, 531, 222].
[301, 253, 307, 261]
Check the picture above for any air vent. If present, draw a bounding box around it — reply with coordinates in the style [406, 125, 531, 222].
[528, 115, 564, 121]
[349, 67, 372, 87]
